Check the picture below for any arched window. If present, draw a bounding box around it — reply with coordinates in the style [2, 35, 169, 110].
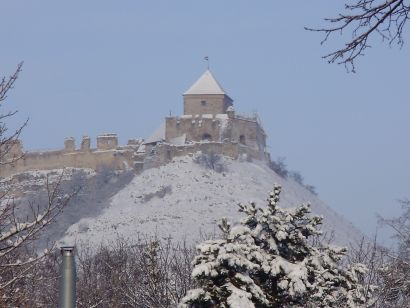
[202, 133, 212, 141]
[239, 135, 246, 145]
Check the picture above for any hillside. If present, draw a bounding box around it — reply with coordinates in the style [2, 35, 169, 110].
[52, 155, 363, 247]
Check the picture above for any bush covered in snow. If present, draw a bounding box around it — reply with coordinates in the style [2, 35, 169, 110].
[375, 199, 410, 307]
[180, 185, 373, 307]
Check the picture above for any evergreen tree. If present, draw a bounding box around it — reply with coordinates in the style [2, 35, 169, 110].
[180, 185, 373, 307]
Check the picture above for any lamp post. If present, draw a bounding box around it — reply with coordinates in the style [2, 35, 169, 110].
[58, 246, 76, 308]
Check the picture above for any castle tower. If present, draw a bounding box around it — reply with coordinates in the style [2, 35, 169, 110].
[183, 70, 233, 115]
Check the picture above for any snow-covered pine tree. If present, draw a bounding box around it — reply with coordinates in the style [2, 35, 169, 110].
[180, 185, 373, 308]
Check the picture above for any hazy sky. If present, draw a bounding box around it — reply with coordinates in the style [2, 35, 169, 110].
[1, 1, 409, 242]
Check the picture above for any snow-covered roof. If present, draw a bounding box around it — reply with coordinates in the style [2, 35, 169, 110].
[144, 122, 165, 144]
[168, 134, 186, 145]
[184, 70, 227, 95]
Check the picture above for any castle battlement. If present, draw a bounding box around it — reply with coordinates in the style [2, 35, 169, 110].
[0, 134, 144, 178]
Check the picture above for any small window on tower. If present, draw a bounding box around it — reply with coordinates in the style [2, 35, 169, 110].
[201, 100, 207, 106]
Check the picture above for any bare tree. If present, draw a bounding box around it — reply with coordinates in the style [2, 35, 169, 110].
[193, 151, 226, 173]
[0, 62, 27, 163]
[339, 201, 410, 307]
[269, 156, 288, 178]
[74, 238, 194, 308]
[375, 199, 410, 307]
[3, 237, 195, 307]
[0, 64, 76, 305]
[306, 0, 410, 71]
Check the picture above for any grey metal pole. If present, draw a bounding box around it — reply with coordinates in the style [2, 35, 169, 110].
[58, 246, 76, 308]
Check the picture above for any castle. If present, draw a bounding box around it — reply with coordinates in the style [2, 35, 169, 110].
[0, 70, 270, 177]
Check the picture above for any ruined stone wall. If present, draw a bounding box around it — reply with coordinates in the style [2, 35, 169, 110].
[0, 137, 270, 178]
[0, 149, 135, 178]
[183, 94, 232, 115]
[143, 141, 266, 170]
[0, 134, 141, 178]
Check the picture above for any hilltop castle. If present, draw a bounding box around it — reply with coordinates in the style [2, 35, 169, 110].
[0, 70, 270, 177]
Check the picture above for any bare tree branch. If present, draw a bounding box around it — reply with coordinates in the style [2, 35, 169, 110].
[0, 64, 77, 305]
[306, 0, 410, 71]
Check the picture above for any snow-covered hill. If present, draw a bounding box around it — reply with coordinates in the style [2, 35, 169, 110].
[58, 156, 363, 247]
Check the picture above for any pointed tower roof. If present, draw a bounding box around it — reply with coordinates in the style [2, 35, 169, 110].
[184, 70, 227, 95]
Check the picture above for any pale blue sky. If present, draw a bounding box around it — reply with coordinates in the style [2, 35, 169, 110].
[1, 1, 409, 242]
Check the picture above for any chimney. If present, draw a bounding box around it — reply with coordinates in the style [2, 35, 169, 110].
[58, 246, 76, 308]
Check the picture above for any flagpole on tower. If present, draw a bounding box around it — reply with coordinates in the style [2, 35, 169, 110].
[204, 56, 209, 70]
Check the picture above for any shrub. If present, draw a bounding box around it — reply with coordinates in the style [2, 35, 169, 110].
[193, 151, 226, 173]
[269, 156, 288, 178]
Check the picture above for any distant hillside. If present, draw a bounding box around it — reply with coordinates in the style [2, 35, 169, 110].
[47, 155, 363, 247]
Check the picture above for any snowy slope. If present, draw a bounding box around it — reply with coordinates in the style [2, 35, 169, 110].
[59, 156, 363, 247]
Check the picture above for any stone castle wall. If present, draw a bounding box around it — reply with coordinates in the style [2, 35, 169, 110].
[0, 137, 270, 178]
[0, 134, 140, 178]
[0, 149, 134, 178]
[143, 141, 269, 170]
[1, 111, 269, 178]
[228, 116, 267, 157]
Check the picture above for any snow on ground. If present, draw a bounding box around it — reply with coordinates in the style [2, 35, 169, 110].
[59, 156, 363, 247]
[0, 167, 96, 188]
